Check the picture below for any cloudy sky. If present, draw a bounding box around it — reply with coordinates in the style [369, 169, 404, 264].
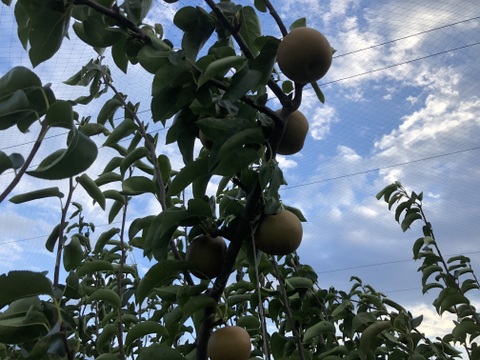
[1, 0, 480, 341]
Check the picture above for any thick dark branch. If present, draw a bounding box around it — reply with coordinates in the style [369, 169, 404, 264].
[203, 0, 289, 105]
[196, 182, 262, 360]
[70, 0, 151, 43]
[263, 0, 289, 37]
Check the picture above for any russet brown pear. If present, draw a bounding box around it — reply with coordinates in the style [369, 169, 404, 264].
[276, 110, 309, 155]
[185, 234, 226, 279]
[255, 210, 303, 255]
[277, 27, 332, 84]
[207, 326, 251, 360]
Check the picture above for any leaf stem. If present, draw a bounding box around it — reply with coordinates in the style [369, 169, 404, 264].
[0, 120, 49, 203]
[272, 258, 306, 360]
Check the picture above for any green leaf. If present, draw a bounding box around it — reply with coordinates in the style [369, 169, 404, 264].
[421, 264, 443, 286]
[103, 118, 137, 147]
[375, 183, 398, 201]
[111, 34, 129, 73]
[120, 146, 149, 176]
[94, 228, 120, 254]
[282, 80, 294, 94]
[312, 81, 325, 104]
[0, 66, 41, 99]
[239, 6, 262, 57]
[144, 202, 211, 260]
[108, 199, 124, 224]
[223, 65, 263, 101]
[79, 122, 109, 136]
[180, 295, 217, 323]
[401, 212, 422, 232]
[168, 157, 209, 196]
[72, 16, 122, 48]
[77, 173, 106, 210]
[290, 18, 307, 30]
[173, 6, 197, 32]
[0, 90, 37, 131]
[165, 108, 197, 163]
[286, 276, 313, 290]
[137, 344, 186, 360]
[137, 44, 171, 74]
[96, 171, 122, 186]
[63, 236, 84, 271]
[304, 321, 336, 342]
[125, 321, 168, 351]
[26, 129, 98, 180]
[0, 271, 53, 309]
[76, 260, 114, 277]
[122, 176, 156, 195]
[96, 323, 117, 353]
[0, 311, 50, 344]
[359, 320, 391, 353]
[176, 7, 214, 61]
[452, 318, 480, 342]
[97, 97, 123, 125]
[213, 147, 260, 176]
[0, 152, 24, 174]
[29, 9, 70, 67]
[45, 100, 74, 129]
[136, 260, 191, 304]
[45, 223, 62, 252]
[197, 56, 247, 88]
[253, 0, 267, 12]
[237, 316, 260, 332]
[9, 187, 64, 204]
[85, 289, 121, 309]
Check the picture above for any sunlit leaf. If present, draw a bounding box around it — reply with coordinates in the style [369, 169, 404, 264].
[125, 321, 168, 352]
[26, 129, 98, 180]
[136, 260, 191, 304]
[76, 260, 114, 277]
[63, 236, 84, 271]
[29, 9, 70, 67]
[94, 228, 120, 254]
[304, 321, 336, 342]
[9, 187, 64, 204]
[77, 173, 106, 210]
[0, 271, 53, 309]
[122, 176, 156, 195]
[168, 157, 209, 196]
[85, 289, 121, 309]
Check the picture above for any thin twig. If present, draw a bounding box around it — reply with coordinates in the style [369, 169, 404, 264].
[0, 120, 49, 203]
[70, 0, 151, 43]
[263, 0, 289, 37]
[103, 75, 195, 287]
[272, 258, 305, 360]
[54, 177, 76, 287]
[252, 238, 272, 360]
[203, 0, 290, 106]
[116, 192, 130, 360]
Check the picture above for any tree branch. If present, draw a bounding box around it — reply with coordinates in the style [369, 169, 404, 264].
[70, 0, 151, 43]
[263, 0, 289, 37]
[196, 182, 262, 360]
[103, 75, 195, 287]
[203, 0, 289, 106]
[0, 120, 48, 203]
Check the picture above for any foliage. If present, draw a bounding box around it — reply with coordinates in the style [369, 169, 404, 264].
[0, 1, 478, 360]
[377, 181, 480, 359]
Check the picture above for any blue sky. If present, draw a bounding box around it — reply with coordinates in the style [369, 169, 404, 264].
[1, 0, 480, 341]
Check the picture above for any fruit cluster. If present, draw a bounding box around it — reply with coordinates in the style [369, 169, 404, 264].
[190, 26, 332, 360]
